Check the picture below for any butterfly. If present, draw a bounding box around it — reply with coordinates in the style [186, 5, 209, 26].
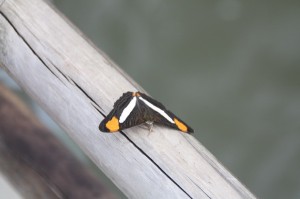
[99, 91, 194, 133]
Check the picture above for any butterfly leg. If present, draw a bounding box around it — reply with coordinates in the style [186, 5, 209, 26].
[139, 121, 154, 135]
[146, 121, 154, 132]
[139, 123, 149, 130]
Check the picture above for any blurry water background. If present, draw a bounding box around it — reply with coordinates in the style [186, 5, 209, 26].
[1, 0, 300, 198]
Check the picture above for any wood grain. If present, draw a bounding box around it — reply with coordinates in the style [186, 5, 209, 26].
[0, 0, 256, 198]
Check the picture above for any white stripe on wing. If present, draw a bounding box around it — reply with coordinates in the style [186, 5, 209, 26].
[119, 97, 137, 123]
[139, 97, 174, 123]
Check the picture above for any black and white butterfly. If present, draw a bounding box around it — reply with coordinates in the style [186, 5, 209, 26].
[99, 92, 194, 133]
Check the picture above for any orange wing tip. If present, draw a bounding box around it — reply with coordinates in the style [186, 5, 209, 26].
[174, 118, 188, 133]
[105, 116, 120, 132]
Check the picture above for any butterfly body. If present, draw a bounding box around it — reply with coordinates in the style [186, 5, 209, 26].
[99, 91, 194, 133]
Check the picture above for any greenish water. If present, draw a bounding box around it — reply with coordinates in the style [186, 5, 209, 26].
[2, 0, 300, 198]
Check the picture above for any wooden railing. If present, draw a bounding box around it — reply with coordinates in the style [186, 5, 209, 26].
[0, 0, 256, 198]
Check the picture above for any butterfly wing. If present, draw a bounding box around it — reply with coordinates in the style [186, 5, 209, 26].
[118, 105, 147, 131]
[162, 110, 194, 133]
[138, 92, 194, 133]
[99, 92, 132, 132]
[99, 92, 146, 132]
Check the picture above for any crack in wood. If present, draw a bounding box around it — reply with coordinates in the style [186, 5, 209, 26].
[49, 60, 70, 83]
[0, 11, 65, 84]
[44, 64, 61, 81]
[91, 103, 105, 117]
[120, 131, 194, 199]
[187, 176, 211, 199]
[69, 78, 104, 111]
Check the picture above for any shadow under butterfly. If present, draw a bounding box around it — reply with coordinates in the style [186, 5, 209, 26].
[99, 92, 194, 134]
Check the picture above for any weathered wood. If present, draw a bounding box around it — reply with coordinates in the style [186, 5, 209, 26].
[0, 0, 256, 198]
[0, 84, 117, 199]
